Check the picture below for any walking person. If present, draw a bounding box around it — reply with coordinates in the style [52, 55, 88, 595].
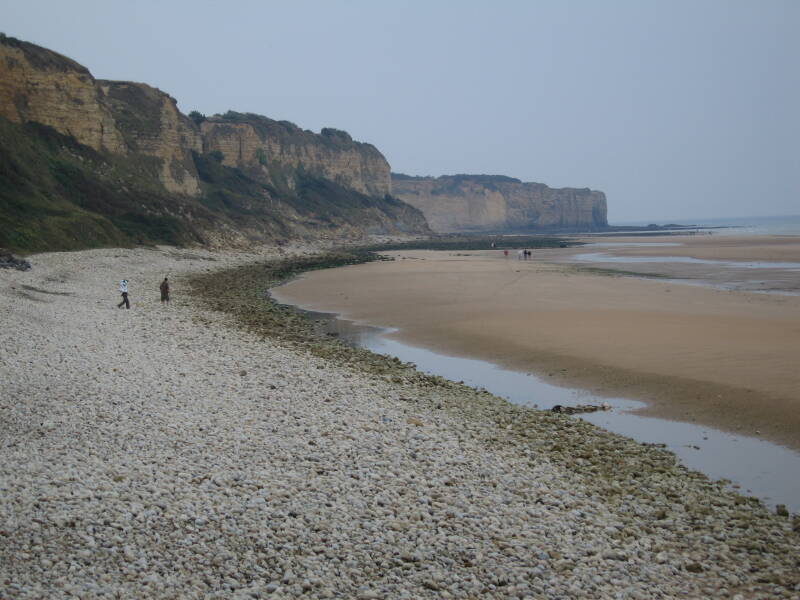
[160, 277, 170, 304]
[117, 279, 130, 309]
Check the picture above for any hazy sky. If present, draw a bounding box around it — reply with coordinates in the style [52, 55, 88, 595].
[2, 0, 797, 222]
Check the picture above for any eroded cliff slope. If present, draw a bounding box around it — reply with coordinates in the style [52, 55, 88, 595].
[0, 35, 429, 251]
[392, 174, 607, 233]
[201, 115, 390, 198]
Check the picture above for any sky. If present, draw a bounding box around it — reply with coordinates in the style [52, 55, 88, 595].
[1, 0, 797, 222]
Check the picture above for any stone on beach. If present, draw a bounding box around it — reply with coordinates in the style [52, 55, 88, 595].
[0, 245, 798, 599]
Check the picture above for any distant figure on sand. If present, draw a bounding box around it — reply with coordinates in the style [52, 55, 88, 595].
[117, 279, 130, 309]
[160, 277, 170, 304]
[503, 249, 509, 257]
[517, 249, 524, 260]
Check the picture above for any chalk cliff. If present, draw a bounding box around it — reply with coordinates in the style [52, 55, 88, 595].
[0, 35, 429, 251]
[392, 174, 607, 233]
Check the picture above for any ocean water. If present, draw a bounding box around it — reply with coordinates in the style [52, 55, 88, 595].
[611, 214, 800, 236]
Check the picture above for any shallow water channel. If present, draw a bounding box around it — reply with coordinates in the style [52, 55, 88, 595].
[275, 296, 800, 512]
[574, 252, 800, 271]
[563, 250, 800, 295]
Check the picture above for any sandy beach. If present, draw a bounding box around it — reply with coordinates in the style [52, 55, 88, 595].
[273, 235, 800, 451]
[1, 243, 799, 598]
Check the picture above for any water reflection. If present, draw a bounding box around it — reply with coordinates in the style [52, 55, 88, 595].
[290, 303, 800, 512]
[574, 252, 800, 271]
[586, 242, 683, 248]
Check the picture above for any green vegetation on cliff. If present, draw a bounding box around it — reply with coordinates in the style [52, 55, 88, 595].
[99, 81, 166, 150]
[217, 111, 375, 151]
[0, 32, 87, 74]
[0, 35, 431, 253]
[392, 173, 522, 186]
[0, 117, 429, 252]
[0, 119, 199, 251]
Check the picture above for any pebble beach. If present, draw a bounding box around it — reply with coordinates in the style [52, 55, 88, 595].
[1, 245, 799, 599]
[271, 237, 800, 452]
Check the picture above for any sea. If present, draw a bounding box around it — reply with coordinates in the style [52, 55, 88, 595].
[610, 214, 800, 236]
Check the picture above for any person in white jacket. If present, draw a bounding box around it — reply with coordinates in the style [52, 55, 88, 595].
[117, 279, 130, 309]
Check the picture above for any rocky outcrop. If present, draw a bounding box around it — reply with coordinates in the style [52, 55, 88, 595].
[0, 35, 200, 195]
[0, 34, 125, 153]
[392, 174, 608, 233]
[0, 249, 31, 271]
[98, 81, 202, 195]
[201, 116, 391, 197]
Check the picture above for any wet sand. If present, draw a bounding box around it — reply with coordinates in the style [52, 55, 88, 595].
[273, 235, 800, 451]
[581, 234, 800, 261]
[4, 246, 799, 596]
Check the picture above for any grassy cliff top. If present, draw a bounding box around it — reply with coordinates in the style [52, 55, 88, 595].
[0, 33, 91, 75]
[208, 111, 381, 153]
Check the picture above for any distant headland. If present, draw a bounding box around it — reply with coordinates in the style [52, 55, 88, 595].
[391, 173, 607, 233]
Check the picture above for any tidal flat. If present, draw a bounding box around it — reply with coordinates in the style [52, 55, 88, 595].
[0, 244, 798, 598]
[266, 305, 800, 513]
[272, 236, 800, 452]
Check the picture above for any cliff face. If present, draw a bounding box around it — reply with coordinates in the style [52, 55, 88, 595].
[0, 35, 429, 251]
[0, 37, 393, 203]
[391, 174, 607, 232]
[0, 36, 125, 153]
[98, 81, 203, 196]
[201, 116, 391, 197]
[0, 37, 201, 195]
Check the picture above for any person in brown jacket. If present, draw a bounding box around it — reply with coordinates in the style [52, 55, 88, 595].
[160, 277, 170, 304]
